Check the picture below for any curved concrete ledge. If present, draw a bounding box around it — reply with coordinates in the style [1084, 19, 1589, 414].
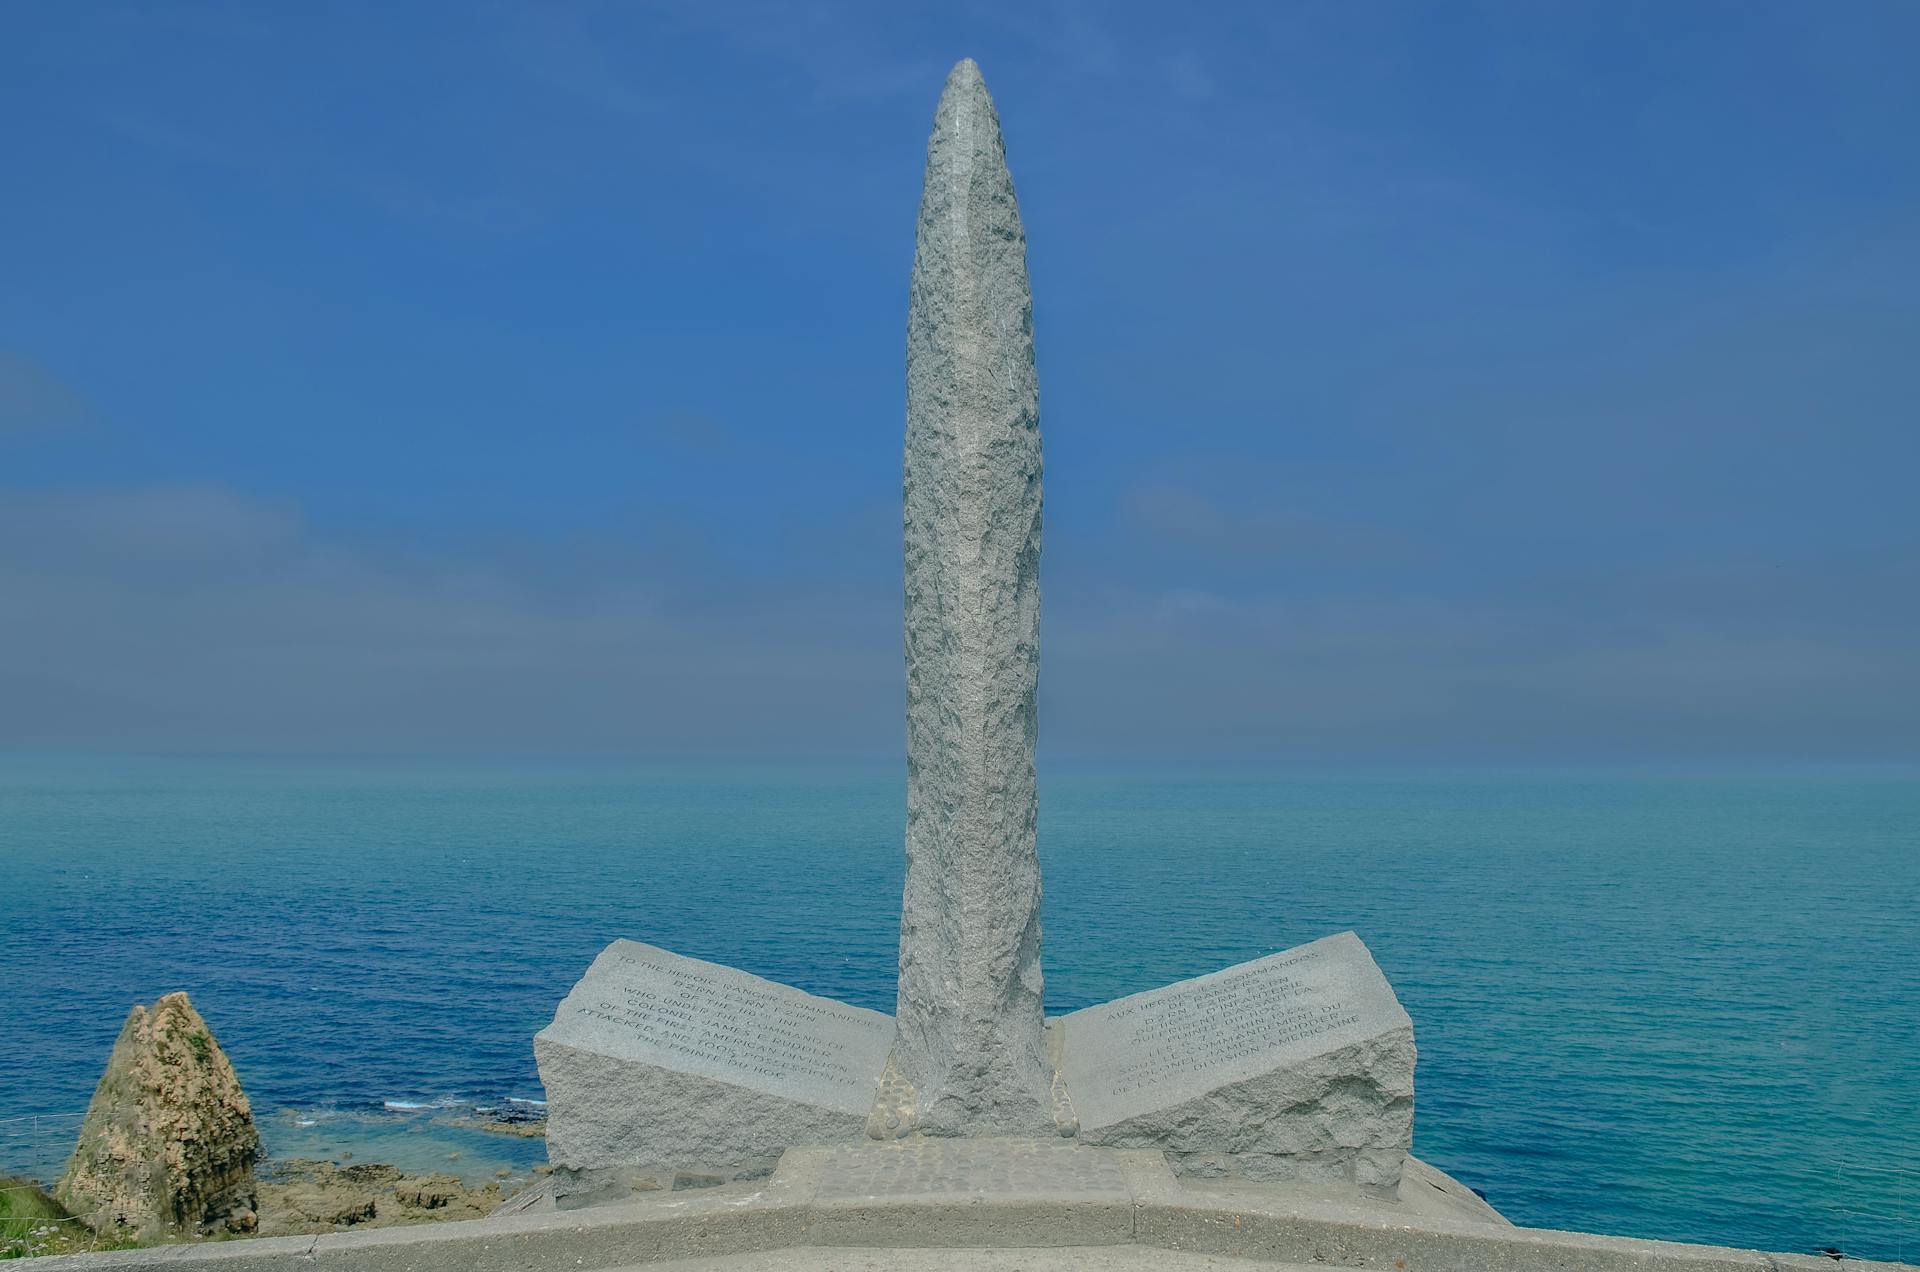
[25, 1145, 1913, 1272]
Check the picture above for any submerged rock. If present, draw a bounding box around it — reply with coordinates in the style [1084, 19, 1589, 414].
[454, 1104, 548, 1138]
[55, 992, 261, 1238]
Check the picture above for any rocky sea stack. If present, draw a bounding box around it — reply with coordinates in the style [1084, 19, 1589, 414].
[56, 992, 261, 1238]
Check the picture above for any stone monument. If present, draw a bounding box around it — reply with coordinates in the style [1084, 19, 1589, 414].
[536, 57, 1416, 1207]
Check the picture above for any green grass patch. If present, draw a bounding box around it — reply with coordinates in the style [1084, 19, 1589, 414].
[0, 1178, 141, 1259]
[1, 1176, 75, 1259]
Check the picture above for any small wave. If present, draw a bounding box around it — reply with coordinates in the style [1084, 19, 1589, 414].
[505, 1098, 547, 1109]
[280, 1106, 343, 1126]
[380, 1095, 469, 1113]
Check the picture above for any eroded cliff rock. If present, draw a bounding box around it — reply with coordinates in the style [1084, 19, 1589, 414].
[56, 992, 261, 1238]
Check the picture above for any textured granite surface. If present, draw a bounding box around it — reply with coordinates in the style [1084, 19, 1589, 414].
[1057, 932, 1415, 1186]
[536, 940, 891, 1203]
[894, 57, 1053, 1137]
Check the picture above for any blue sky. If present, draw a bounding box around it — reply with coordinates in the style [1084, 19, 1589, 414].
[2, 2, 1916, 761]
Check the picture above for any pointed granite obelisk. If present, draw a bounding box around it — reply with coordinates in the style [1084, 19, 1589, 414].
[888, 58, 1054, 1137]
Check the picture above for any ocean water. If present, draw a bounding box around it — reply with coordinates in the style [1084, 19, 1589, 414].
[0, 758, 1914, 1261]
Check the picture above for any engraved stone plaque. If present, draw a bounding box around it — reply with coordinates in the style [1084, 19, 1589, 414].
[535, 940, 892, 1206]
[1055, 931, 1415, 1187]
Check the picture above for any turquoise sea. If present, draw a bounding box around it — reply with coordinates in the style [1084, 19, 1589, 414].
[0, 758, 1914, 1261]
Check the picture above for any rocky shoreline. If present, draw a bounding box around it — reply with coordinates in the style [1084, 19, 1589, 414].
[252, 1158, 533, 1236]
[449, 1103, 549, 1139]
[3, 1157, 547, 1259]
[16, 988, 554, 1259]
